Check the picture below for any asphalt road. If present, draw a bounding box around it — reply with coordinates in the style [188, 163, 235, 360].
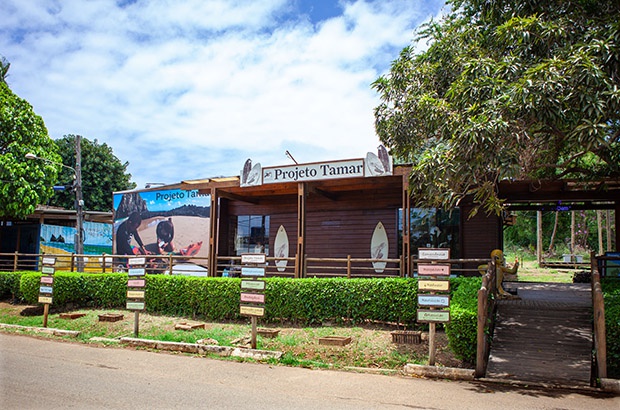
[1, 333, 617, 410]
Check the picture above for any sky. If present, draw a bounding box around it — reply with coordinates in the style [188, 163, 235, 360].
[1, 0, 446, 189]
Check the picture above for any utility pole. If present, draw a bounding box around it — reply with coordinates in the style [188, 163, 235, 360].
[74, 135, 84, 272]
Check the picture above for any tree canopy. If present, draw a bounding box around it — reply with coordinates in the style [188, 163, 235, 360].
[51, 135, 136, 212]
[0, 60, 59, 219]
[373, 0, 620, 215]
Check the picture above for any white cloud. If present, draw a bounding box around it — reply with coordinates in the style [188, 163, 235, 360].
[1, 0, 445, 188]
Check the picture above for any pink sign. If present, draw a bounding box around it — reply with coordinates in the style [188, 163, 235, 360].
[418, 264, 451, 276]
[127, 279, 146, 287]
[40, 276, 54, 284]
[240, 293, 265, 304]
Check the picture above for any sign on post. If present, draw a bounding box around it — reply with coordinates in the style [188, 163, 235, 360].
[126, 258, 146, 337]
[39, 257, 56, 327]
[416, 248, 451, 366]
[240, 254, 267, 349]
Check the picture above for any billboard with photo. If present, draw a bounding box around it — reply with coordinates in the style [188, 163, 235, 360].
[112, 189, 211, 263]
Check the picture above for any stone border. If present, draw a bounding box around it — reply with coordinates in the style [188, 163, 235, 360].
[0, 323, 80, 337]
[119, 337, 283, 361]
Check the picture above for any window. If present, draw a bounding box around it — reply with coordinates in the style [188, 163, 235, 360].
[234, 215, 270, 255]
[399, 208, 460, 258]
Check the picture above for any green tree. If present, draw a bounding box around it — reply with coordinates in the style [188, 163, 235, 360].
[0, 60, 59, 219]
[373, 0, 620, 216]
[51, 135, 136, 212]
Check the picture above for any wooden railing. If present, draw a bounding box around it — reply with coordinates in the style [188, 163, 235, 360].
[0, 252, 210, 275]
[476, 259, 497, 378]
[591, 254, 607, 381]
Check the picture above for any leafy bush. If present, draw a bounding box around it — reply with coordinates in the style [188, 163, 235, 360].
[445, 276, 482, 363]
[0, 272, 23, 301]
[602, 278, 620, 378]
[10, 272, 481, 360]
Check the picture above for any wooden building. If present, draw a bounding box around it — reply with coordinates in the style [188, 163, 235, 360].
[175, 151, 620, 278]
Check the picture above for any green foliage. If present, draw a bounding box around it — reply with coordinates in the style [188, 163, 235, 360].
[11, 272, 481, 361]
[374, 0, 620, 215]
[504, 210, 612, 255]
[0, 272, 22, 300]
[602, 278, 620, 378]
[445, 276, 482, 363]
[51, 135, 136, 212]
[0, 79, 59, 218]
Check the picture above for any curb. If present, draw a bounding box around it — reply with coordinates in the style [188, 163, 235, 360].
[119, 337, 283, 361]
[0, 323, 80, 337]
[403, 363, 475, 381]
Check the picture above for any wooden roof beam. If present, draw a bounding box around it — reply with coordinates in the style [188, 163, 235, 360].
[307, 185, 338, 201]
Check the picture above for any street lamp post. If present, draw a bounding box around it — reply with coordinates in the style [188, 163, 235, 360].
[26, 136, 84, 272]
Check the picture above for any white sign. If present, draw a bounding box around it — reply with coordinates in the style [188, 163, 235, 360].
[418, 248, 450, 260]
[128, 257, 146, 266]
[241, 253, 266, 264]
[262, 159, 365, 184]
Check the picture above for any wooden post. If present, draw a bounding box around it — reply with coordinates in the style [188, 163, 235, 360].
[13, 251, 18, 272]
[134, 311, 140, 338]
[295, 183, 306, 278]
[251, 316, 257, 349]
[43, 303, 49, 328]
[428, 322, 436, 365]
[346, 255, 351, 279]
[208, 188, 218, 277]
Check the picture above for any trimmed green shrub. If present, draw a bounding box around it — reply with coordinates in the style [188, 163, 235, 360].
[0, 272, 23, 301]
[11, 271, 481, 360]
[602, 278, 620, 378]
[445, 276, 482, 363]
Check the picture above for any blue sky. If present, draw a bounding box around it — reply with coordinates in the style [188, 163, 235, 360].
[1, 0, 446, 189]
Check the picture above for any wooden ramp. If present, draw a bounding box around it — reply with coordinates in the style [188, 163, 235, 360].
[485, 282, 593, 387]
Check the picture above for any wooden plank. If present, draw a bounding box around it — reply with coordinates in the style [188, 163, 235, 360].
[485, 283, 593, 386]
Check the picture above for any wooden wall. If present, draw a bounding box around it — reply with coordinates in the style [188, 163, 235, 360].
[224, 189, 400, 260]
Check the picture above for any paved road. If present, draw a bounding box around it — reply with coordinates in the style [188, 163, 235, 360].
[1, 333, 617, 409]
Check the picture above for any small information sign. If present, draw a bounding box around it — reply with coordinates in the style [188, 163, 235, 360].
[127, 279, 146, 287]
[240, 292, 266, 304]
[38, 296, 53, 304]
[41, 266, 55, 275]
[418, 263, 450, 277]
[40, 276, 54, 285]
[127, 290, 145, 299]
[42, 257, 57, 265]
[241, 266, 265, 277]
[241, 279, 266, 291]
[128, 257, 146, 266]
[418, 279, 450, 292]
[418, 294, 450, 308]
[39, 286, 53, 294]
[128, 267, 146, 276]
[418, 248, 450, 260]
[241, 253, 266, 264]
[126, 301, 145, 311]
[417, 309, 450, 323]
[240, 305, 265, 317]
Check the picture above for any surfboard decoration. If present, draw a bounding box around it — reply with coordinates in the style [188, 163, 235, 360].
[240, 159, 262, 187]
[371, 222, 389, 273]
[274, 225, 289, 272]
[365, 145, 392, 177]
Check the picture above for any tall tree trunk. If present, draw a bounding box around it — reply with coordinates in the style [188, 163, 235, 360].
[547, 211, 559, 255]
[537, 211, 543, 264]
[597, 210, 604, 255]
[606, 210, 612, 252]
[571, 211, 575, 253]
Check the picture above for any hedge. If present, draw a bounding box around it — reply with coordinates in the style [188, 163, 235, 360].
[3, 272, 480, 360]
[602, 278, 620, 378]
